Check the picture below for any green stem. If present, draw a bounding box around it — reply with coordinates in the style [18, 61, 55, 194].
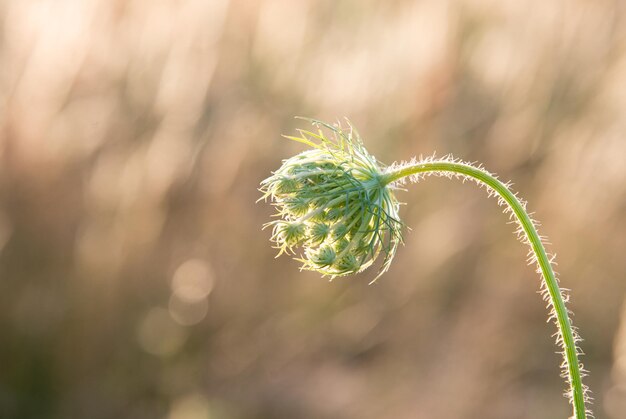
[382, 161, 587, 419]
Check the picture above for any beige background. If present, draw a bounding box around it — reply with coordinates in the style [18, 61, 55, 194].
[1, 0, 625, 418]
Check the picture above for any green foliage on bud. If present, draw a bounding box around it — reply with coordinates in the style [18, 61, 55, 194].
[308, 222, 331, 244]
[282, 197, 310, 217]
[333, 238, 350, 254]
[307, 245, 336, 268]
[260, 118, 403, 280]
[269, 221, 306, 255]
[331, 223, 349, 242]
[333, 253, 361, 275]
[324, 207, 342, 222]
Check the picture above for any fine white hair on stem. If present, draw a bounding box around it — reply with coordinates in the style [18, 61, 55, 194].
[385, 155, 590, 418]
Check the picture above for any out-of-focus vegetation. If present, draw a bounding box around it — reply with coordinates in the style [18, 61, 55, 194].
[0, 1, 625, 418]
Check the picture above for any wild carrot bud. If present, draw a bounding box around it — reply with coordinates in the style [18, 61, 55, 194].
[307, 245, 336, 268]
[275, 178, 301, 195]
[333, 238, 350, 254]
[270, 221, 306, 254]
[282, 196, 310, 217]
[260, 119, 403, 280]
[330, 223, 349, 242]
[333, 253, 361, 275]
[308, 222, 331, 244]
[325, 207, 342, 222]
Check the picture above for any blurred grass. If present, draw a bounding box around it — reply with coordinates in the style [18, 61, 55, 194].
[0, 0, 625, 418]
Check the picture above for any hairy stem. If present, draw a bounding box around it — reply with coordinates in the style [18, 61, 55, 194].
[381, 160, 587, 419]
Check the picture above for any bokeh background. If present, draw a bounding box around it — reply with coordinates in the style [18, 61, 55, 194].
[1, 0, 625, 418]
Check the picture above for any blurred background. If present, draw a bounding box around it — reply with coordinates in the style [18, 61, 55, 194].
[0, 0, 625, 418]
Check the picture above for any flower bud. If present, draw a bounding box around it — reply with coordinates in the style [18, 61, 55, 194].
[260, 119, 404, 280]
[333, 253, 361, 274]
[308, 222, 331, 244]
[283, 197, 310, 217]
[275, 178, 301, 195]
[308, 245, 336, 268]
[267, 221, 306, 254]
[325, 207, 343, 222]
[333, 238, 350, 254]
[331, 223, 350, 242]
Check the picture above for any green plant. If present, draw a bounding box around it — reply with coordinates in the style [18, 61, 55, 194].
[260, 118, 590, 418]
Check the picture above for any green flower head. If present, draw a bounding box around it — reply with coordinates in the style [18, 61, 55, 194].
[260, 118, 403, 281]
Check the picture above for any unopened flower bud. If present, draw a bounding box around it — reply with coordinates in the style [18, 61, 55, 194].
[260, 119, 403, 279]
[308, 222, 331, 244]
[308, 245, 336, 268]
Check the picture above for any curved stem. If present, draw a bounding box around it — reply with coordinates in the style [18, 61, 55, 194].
[382, 161, 587, 419]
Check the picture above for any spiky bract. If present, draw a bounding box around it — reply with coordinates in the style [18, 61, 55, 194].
[260, 119, 403, 280]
